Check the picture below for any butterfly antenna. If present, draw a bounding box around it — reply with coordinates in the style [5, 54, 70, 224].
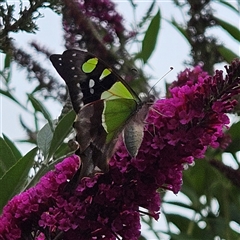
[148, 66, 174, 95]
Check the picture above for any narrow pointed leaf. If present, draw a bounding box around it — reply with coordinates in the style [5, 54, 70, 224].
[28, 94, 53, 130]
[138, 0, 156, 28]
[164, 200, 198, 211]
[217, 46, 239, 63]
[0, 147, 37, 213]
[47, 110, 75, 161]
[225, 121, 240, 154]
[215, 17, 240, 42]
[0, 137, 18, 177]
[170, 18, 188, 41]
[218, 0, 239, 13]
[0, 89, 19, 105]
[4, 54, 11, 69]
[140, 9, 161, 63]
[53, 142, 72, 159]
[37, 122, 54, 159]
[164, 213, 217, 238]
[3, 134, 22, 161]
[0, 90, 29, 112]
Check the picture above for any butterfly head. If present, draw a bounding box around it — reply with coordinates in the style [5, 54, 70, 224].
[138, 92, 155, 104]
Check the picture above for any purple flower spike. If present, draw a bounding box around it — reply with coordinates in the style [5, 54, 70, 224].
[1, 59, 240, 239]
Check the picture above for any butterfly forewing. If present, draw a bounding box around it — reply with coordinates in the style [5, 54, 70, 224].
[50, 50, 140, 113]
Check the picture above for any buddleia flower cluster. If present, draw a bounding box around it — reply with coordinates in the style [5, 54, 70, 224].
[0, 59, 239, 239]
[62, 0, 131, 52]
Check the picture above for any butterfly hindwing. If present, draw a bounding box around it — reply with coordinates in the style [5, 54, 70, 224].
[73, 89, 140, 172]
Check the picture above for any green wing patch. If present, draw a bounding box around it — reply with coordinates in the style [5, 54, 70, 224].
[82, 57, 98, 73]
[103, 98, 138, 143]
[101, 81, 136, 100]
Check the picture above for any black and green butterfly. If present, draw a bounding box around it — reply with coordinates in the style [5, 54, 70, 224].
[50, 49, 153, 175]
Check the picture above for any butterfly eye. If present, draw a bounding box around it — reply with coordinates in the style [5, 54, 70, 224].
[149, 94, 155, 102]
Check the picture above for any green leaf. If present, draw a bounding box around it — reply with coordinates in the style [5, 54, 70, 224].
[217, 0, 239, 13]
[217, 46, 239, 63]
[0, 89, 29, 112]
[229, 202, 240, 225]
[138, 0, 156, 29]
[138, 236, 147, 240]
[37, 122, 54, 159]
[140, 9, 161, 63]
[128, 0, 137, 8]
[204, 215, 234, 239]
[53, 142, 72, 159]
[180, 184, 200, 208]
[28, 94, 53, 130]
[215, 17, 240, 42]
[164, 200, 198, 212]
[225, 121, 240, 154]
[0, 89, 20, 105]
[0, 54, 12, 84]
[4, 53, 11, 69]
[170, 18, 188, 41]
[162, 231, 208, 240]
[182, 160, 219, 198]
[47, 110, 75, 161]
[3, 134, 22, 161]
[164, 213, 192, 233]
[164, 213, 215, 239]
[0, 147, 37, 213]
[0, 136, 18, 177]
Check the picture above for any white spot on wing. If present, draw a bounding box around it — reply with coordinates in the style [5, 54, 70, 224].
[90, 88, 94, 94]
[102, 101, 108, 132]
[89, 79, 95, 88]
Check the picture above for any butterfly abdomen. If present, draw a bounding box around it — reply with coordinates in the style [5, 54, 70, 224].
[123, 102, 150, 157]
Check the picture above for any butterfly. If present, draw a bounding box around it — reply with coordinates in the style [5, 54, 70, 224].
[50, 49, 153, 175]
